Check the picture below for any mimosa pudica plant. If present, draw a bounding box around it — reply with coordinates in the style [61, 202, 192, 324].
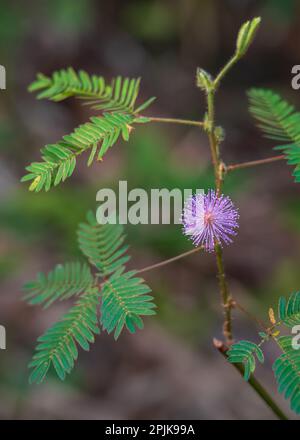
[22, 17, 300, 418]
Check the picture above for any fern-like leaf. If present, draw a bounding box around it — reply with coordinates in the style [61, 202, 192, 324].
[248, 88, 300, 143]
[21, 112, 135, 191]
[29, 287, 100, 384]
[273, 335, 300, 414]
[227, 340, 264, 380]
[278, 292, 300, 328]
[29, 68, 111, 103]
[24, 68, 154, 192]
[248, 88, 300, 182]
[77, 211, 130, 277]
[29, 68, 155, 113]
[26, 211, 157, 382]
[78, 211, 156, 339]
[101, 268, 156, 340]
[23, 262, 94, 309]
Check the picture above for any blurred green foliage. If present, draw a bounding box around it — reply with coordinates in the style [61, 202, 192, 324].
[47, 0, 93, 33]
[122, 1, 178, 41]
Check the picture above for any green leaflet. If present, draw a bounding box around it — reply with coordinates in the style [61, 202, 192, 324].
[227, 340, 264, 381]
[229, 291, 300, 416]
[101, 268, 156, 340]
[25, 211, 156, 383]
[23, 69, 155, 192]
[28, 68, 155, 114]
[23, 261, 95, 308]
[77, 211, 130, 277]
[22, 112, 134, 192]
[248, 88, 300, 143]
[29, 287, 101, 384]
[273, 336, 300, 414]
[278, 292, 300, 328]
[248, 88, 300, 183]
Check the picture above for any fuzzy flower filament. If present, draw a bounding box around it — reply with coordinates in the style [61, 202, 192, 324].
[182, 190, 239, 252]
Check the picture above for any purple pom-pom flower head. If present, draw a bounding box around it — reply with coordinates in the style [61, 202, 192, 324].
[182, 190, 239, 252]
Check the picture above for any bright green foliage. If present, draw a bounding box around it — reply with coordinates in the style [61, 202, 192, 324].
[21, 112, 135, 192]
[248, 88, 300, 182]
[29, 287, 100, 384]
[227, 340, 264, 380]
[248, 88, 300, 142]
[229, 292, 300, 416]
[78, 211, 155, 339]
[28, 68, 155, 113]
[28, 68, 112, 103]
[273, 336, 300, 414]
[101, 269, 156, 340]
[278, 291, 300, 328]
[25, 212, 156, 383]
[77, 211, 130, 277]
[23, 262, 94, 309]
[23, 69, 155, 192]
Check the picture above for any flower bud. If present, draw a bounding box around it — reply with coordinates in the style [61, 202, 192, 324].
[196, 68, 213, 92]
[236, 17, 261, 58]
[214, 126, 225, 143]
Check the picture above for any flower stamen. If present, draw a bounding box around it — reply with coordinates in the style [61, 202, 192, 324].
[182, 190, 239, 252]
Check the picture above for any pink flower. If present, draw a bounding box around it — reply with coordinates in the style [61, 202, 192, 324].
[182, 190, 239, 252]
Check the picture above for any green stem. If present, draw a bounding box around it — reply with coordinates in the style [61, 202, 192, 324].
[215, 244, 233, 342]
[233, 299, 268, 331]
[214, 339, 289, 420]
[147, 116, 204, 128]
[205, 88, 233, 342]
[226, 155, 285, 172]
[214, 55, 240, 89]
[206, 90, 219, 179]
[209, 51, 289, 418]
[136, 246, 203, 274]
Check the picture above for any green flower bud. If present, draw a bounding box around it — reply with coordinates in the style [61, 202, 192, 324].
[214, 126, 225, 143]
[196, 68, 213, 92]
[236, 17, 261, 58]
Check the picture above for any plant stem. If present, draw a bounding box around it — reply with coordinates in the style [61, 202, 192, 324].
[136, 246, 203, 274]
[226, 155, 285, 172]
[213, 338, 289, 420]
[233, 299, 268, 331]
[206, 90, 220, 182]
[205, 88, 233, 342]
[214, 55, 240, 89]
[147, 116, 204, 128]
[215, 244, 233, 342]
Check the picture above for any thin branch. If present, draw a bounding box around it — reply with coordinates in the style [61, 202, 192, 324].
[233, 300, 268, 331]
[213, 338, 289, 420]
[136, 246, 204, 275]
[214, 54, 240, 89]
[147, 116, 204, 128]
[206, 86, 233, 343]
[227, 155, 285, 172]
[206, 90, 220, 180]
[215, 243, 233, 342]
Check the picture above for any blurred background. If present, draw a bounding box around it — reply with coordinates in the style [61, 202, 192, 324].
[0, 0, 300, 420]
